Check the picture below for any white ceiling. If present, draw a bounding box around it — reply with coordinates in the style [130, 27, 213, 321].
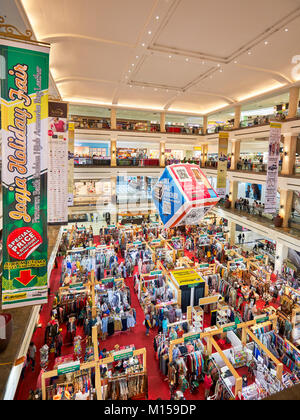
[8, 0, 300, 115]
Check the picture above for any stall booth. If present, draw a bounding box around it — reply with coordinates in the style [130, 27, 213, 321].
[165, 236, 186, 261]
[169, 268, 207, 313]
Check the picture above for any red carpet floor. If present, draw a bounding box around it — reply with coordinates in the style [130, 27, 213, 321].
[15, 258, 86, 400]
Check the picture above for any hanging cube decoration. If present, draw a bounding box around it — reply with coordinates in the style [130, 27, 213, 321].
[152, 164, 220, 229]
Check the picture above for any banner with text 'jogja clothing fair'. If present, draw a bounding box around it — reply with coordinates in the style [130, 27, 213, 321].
[0, 39, 49, 309]
[217, 132, 229, 198]
[265, 122, 282, 214]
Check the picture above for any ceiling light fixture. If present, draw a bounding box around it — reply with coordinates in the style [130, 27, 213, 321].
[217, 64, 221, 67]
[285, 28, 289, 32]
[264, 41, 269, 45]
[186, 58, 189, 62]
[148, 31, 152, 35]
[234, 60, 238, 64]
[136, 56, 139, 59]
[156, 16, 160, 20]
[248, 51, 252, 55]
[142, 43, 145, 47]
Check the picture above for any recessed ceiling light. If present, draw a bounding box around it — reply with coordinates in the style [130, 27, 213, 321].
[202, 61, 205, 65]
[169, 55, 172, 58]
[128, 70, 131, 73]
[156, 16, 160, 20]
[264, 41, 269, 45]
[285, 28, 289, 32]
[217, 64, 221, 67]
[131, 63, 135, 66]
[248, 51, 252, 55]
[234, 60, 238, 64]
[130, 85, 132, 88]
[142, 43, 145, 47]
[219, 69, 223, 73]
[136, 56, 139, 59]
[185, 58, 189, 62]
[148, 31, 152, 35]
[154, 88, 158, 91]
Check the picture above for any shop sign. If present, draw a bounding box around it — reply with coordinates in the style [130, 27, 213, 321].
[133, 241, 142, 246]
[200, 234, 208, 239]
[113, 350, 134, 361]
[150, 270, 162, 276]
[171, 237, 180, 241]
[57, 361, 80, 376]
[256, 316, 269, 324]
[1, 38, 49, 309]
[234, 258, 244, 263]
[108, 225, 116, 229]
[101, 277, 114, 285]
[184, 333, 200, 343]
[216, 233, 224, 237]
[255, 255, 264, 260]
[223, 325, 236, 332]
[69, 283, 84, 289]
[199, 264, 209, 269]
[151, 239, 161, 244]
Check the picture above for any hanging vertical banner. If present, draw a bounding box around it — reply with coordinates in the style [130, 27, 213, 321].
[48, 101, 69, 224]
[67, 122, 75, 207]
[0, 39, 49, 309]
[265, 122, 282, 214]
[217, 132, 229, 198]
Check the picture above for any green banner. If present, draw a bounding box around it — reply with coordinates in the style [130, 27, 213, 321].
[113, 350, 133, 361]
[57, 361, 80, 376]
[1, 39, 49, 309]
[184, 333, 200, 343]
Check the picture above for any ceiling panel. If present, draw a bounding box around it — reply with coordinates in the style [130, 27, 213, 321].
[134, 54, 213, 88]
[22, 0, 156, 44]
[195, 65, 285, 100]
[59, 80, 117, 103]
[154, 0, 300, 58]
[117, 85, 174, 109]
[169, 93, 228, 114]
[49, 39, 132, 82]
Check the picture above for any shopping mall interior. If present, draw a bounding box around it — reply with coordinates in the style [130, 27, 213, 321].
[0, 0, 300, 403]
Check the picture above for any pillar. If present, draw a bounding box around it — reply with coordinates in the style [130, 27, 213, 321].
[230, 140, 241, 170]
[281, 134, 297, 175]
[228, 221, 236, 247]
[202, 115, 208, 135]
[111, 138, 117, 167]
[201, 144, 208, 167]
[160, 141, 166, 167]
[110, 176, 117, 225]
[229, 180, 238, 209]
[234, 105, 241, 129]
[274, 242, 288, 275]
[110, 107, 117, 130]
[279, 189, 293, 228]
[287, 87, 300, 119]
[160, 112, 166, 133]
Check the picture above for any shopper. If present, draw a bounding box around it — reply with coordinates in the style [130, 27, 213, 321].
[28, 342, 37, 372]
[144, 313, 151, 336]
[204, 374, 213, 399]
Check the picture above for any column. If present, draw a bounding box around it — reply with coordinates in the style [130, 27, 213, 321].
[160, 112, 166, 133]
[281, 134, 297, 175]
[228, 221, 236, 246]
[230, 140, 241, 170]
[274, 242, 288, 275]
[111, 137, 117, 167]
[287, 86, 300, 119]
[201, 144, 208, 167]
[279, 189, 293, 228]
[110, 107, 117, 130]
[202, 115, 208, 135]
[110, 175, 117, 225]
[159, 141, 166, 167]
[234, 105, 241, 129]
[229, 180, 238, 209]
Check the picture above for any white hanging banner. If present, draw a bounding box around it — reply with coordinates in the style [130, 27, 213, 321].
[265, 122, 282, 214]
